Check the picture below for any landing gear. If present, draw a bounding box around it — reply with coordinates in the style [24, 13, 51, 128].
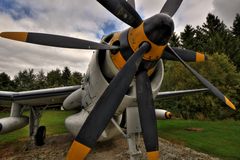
[29, 107, 46, 146]
[126, 107, 142, 160]
[113, 107, 143, 160]
[34, 126, 46, 146]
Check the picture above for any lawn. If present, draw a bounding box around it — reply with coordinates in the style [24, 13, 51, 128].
[0, 110, 75, 144]
[0, 111, 239, 159]
[157, 120, 240, 160]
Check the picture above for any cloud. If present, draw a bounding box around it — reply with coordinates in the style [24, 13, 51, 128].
[0, 0, 116, 77]
[213, 0, 240, 26]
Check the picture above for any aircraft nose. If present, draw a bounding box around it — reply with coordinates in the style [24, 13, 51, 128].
[143, 13, 174, 45]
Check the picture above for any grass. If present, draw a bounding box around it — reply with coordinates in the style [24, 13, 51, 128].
[157, 120, 240, 160]
[0, 110, 75, 144]
[1, 111, 239, 159]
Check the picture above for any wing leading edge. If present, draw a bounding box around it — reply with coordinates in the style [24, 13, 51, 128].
[156, 88, 209, 99]
[0, 86, 80, 107]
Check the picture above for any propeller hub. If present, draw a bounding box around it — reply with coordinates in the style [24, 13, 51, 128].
[144, 13, 174, 45]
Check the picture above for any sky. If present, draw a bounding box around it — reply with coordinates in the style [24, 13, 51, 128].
[0, 0, 239, 78]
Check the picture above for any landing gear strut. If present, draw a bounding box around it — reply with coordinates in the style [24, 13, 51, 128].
[113, 107, 143, 160]
[29, 107, 46, 146]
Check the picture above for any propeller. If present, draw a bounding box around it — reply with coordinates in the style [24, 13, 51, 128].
[0, 32, 118, 50]
[136, 70, 159, 160]
[66, 42, 150, 160]
[127, 0, 136, 9]
[97, 0, 142, 28]
[167, 46, 237, 111]
[160, 0, 183, 17]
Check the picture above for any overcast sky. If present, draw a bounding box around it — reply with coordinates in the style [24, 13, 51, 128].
[0, 0, 239, 78]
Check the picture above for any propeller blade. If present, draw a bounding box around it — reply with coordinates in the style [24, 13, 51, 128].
[0, 32, 118, 50]
[127, 0, 135, 9]
[97, 0, 142, 28]
[66, 42, 150, 160]
[162, 47, 207, 62]
[136, 70, 159, 160]
[167, 46, 237, 111]
[160, 0, 183, 17]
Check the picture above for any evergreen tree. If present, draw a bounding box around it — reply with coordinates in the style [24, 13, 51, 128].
[193, 26, 205, 51]
[14, 69, 36, 91]
[35, 70, 47, 89]
[202, 13, 226, 35]
[169, 32, 181, 47]
[47, 69, 62, 87]
[180, 25, 195, 49]
[0, 72, 13, 90]
[232, 13, 240, 37]
[62, 66, 71, 86]
[201, 13, 229, 55]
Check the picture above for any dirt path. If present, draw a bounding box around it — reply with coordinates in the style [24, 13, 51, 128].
[0, 134, 219, 160]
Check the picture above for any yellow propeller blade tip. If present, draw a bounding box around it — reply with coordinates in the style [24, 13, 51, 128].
[196, 52, 206, 62]
[147, 151, 160, 160]
[66, 140, 91, 160]
[0, 32, 28, 42]
[224, 97, 236, 111]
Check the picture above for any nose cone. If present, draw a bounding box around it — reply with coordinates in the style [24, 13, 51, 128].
[144, 13, 174, 45]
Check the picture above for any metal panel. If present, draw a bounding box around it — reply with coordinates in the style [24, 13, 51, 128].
[127, 106, 141, 134]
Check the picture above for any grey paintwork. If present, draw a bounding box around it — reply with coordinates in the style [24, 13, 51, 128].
[0, 86, 80, 107]
[0, 116, 29, 134]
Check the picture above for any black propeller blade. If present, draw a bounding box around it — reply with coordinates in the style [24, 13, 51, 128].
[0, 32, 118, 50]
[136, 70, 159, 160]
[162, 47, 207, 62]
[97, 0, 142, 28]
[66, 42, 150, 160]
[160, 0, 183, 17]
[127, 0, 136, 9]
[167, 46, 237, 111]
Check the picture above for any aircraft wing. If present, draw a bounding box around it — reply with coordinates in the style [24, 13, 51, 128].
[0, 85, 81, 107]
[156, 88, 209, 99]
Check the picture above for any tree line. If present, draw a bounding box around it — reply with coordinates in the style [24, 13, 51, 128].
[0, 67, 83, 91]
[157, 13, 240, 120]
[170, 13, 240, 70]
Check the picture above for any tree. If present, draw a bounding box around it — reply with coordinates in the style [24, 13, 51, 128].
[14, 69, 36, 91]
[69, 71, 83, 85]
[202, 13, 226, 35]
[157, 53, 240, 120]
[62, 66, 71, 86]
[180, 25, 195, 49]
[0, 72, 13, 90]
[35, 70, 47, 89]
[201, 13, 229, 55]
[232, 13, 240, 37]
[229, 14, 240, 70]
[169, 32, 181, 47]
[47, 69, 62, 87]
[193, 26, 205, 51]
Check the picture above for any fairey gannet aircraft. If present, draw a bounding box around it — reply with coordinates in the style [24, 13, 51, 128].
[0, 0, 237, 159]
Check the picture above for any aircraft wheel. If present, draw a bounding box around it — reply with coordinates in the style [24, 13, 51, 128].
[35, 126, 46, 146]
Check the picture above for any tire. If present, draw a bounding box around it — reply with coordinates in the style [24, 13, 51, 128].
[34, 126, 46, 146]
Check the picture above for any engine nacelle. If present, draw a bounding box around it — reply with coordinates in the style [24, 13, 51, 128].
[63, 88, 84, 110]
[65, 109, 121, 142]
[155, 109, 172, 120]
[0, 116, 29, 134]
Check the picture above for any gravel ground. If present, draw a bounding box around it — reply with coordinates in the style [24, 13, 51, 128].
[0, 134, 219, 160]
